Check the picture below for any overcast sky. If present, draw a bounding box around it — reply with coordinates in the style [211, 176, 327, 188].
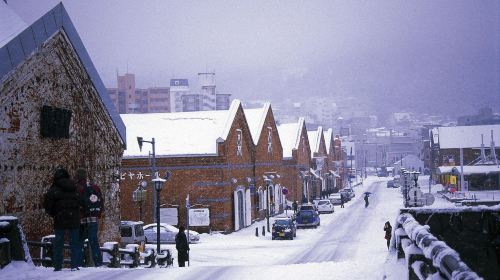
[8, 0, 500, 116]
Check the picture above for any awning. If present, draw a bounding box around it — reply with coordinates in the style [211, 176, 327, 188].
[309, 168, 321, 179]
[329, 170, 341, 178]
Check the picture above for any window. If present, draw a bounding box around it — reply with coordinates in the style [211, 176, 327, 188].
[40, 105, 72, 139]
[267, 127, 273, 153]
[236, 129, 243, 156]
[120, 226, 132, 237]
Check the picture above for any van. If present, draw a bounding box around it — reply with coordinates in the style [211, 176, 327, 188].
[120, 221, 145, 246]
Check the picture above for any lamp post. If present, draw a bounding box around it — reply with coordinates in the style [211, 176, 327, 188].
[132, 180, 147, 221]
[137, 137, 158, 222]
[152, 176, 166, 254]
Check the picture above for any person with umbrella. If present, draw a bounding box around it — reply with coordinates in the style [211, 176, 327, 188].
[364, 192, 371, 208]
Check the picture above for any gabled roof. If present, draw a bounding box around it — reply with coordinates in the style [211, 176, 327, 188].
[308, 126, 323, 155]
[0, 3, 126, 145]
[437, 125, 500, 149]
[243, 102, 271, 145]
[324, 128, 333, 153]
[122, 99, 241, 157]
[277, 117, 306, 159]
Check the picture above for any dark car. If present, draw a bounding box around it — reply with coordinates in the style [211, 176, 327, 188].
[272, 218, 297, 240]
[387, 180, 396, 188]
[296, 209, 320, 228]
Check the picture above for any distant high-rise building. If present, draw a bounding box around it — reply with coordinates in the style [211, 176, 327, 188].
[107, 73, 170, 113]
[182, 94, 201, 112]
[216, 94, 231, 110]
[170, 79, 190, 112]
[198, 72, 216, 110]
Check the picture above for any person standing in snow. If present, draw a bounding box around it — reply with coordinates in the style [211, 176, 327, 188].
[175, 226, 190, 267]
[340, 193, 345, 208]
[43, 168, 81, 271]
[384, 221, 392, 249]
[75, 168, 104, 267]
[292, 201, 298, 214]
[364, 193, 369, 208]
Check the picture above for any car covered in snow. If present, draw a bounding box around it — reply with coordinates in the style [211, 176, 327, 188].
[340, 188, 355, 199]
[299, 203, 318, 212]
[295, 209, 320, 228]
[316, 199, 334, 214]
[328, 193, 343, 205]
[143, 223, 200, 244]
[272, 217, 297, 240]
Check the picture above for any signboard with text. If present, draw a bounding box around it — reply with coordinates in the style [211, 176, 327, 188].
[188, 208, 210, 227]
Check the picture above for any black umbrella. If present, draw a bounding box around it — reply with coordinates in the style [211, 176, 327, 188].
[364, 192, 372, 196]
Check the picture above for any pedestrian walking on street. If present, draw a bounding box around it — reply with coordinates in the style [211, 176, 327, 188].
[340, 193, 345, 208]
[43, 168, 82, 271]
[76, 168, 104, 267]
[175, 226, 190, 267]
[364, 193, 370, 208]
[384, 221, 392, 250]
[292, 201, 298, 214]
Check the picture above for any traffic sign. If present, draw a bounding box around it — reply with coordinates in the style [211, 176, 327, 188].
[282, 188, 289, 195]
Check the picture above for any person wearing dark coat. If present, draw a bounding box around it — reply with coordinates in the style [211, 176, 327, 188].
[175, 226, 190, 267]
[292, 201, 298, 214]
[384, 221, 392, 250]
[43, 168, 81, 271]
[364, 193, 369, 208]
[340, 193, 345, 208]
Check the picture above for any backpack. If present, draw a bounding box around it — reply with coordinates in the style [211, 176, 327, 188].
[83, 183, 102, 216]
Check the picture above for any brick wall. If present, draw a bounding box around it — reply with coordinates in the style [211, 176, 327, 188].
[0, 32, 124, 243]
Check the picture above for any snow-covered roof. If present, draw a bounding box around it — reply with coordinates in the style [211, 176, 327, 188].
[307, 126, 323, 155]
[437, 125, 500, 149]
[437, 165, 500, 175]
[0, 2, 27, 48]
[324, 128, 333, 153]
[244, 102, 270, 145]
[277, 118, 305, 159]
[0, 3, 126, 146]
[122, 99, 241, 157]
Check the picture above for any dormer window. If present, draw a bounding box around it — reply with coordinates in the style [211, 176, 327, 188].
[267, 126, 272, 153]
[236, 129, 243, 156]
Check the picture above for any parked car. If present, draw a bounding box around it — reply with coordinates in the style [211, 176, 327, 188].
[296, 209, 320, 228]
[272, 217, 297, 240]
[299, 203, 318, 212]
[387, 180, 396, 188]
[328, 193, 343, 205]
[120, 221, 145, 245]
[340, 188, 355, 199]
[316, 199, 334, 214]
[143, 223, 200, 244]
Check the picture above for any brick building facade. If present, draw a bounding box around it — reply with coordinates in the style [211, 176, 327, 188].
[0, 4, 126, 243]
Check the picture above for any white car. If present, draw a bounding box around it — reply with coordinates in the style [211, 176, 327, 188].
[143, 223, 200, 244]
[316, 199, 334, 213]
[328, 193, 343, 205]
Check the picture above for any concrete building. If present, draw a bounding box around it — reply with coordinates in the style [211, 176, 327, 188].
[169, 78, 190, 113]
[0, 3, 126, 243]
[107, 74, 170, 113]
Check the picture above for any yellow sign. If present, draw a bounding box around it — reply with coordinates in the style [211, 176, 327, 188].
[449, 176, 457, 185]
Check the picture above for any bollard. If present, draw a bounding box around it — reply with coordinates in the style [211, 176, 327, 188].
[255, 227, 259, 237]
[262, 226, 265, 236]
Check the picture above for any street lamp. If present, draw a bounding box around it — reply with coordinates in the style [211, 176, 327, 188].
[132, 180, 147, 221]
[152, 175, 166, 254]
[137, 137, 158, 222]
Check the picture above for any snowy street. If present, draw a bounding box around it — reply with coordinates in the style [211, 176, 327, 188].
[2, 176, 455, 280]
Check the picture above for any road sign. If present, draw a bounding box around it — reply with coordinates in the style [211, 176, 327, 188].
[282, 188, 289, 195]
[423, 193, 435, 206]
